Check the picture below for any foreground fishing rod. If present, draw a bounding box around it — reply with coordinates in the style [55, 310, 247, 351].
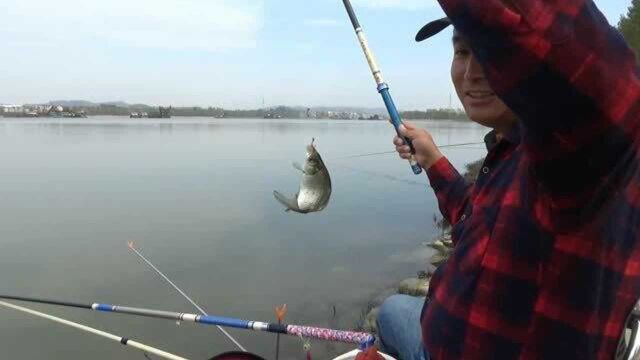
[341, 0, 422, 175]
[0, 300, 189, 360]
[0, 295, 375, 347]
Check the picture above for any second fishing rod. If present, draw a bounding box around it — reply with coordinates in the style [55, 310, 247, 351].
[341, 0, 422, 175]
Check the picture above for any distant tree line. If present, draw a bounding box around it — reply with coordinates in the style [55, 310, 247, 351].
[401, 108, 468, 120]
[619, 0, 640, 59]
[61, 104, 469, 120]
[223, 106, 305, 118]
[79, 104, 131, 116]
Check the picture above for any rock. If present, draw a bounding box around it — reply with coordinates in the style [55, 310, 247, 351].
[363, 306, 380, 334]
[427, 240, 450, 253]
[398, 277, 430, 297]
[442, 236, 454, 247]
[430, 252, 449, 267]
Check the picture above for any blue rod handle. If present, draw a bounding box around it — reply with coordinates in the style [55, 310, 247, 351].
[199, 315, 251, 329]
[378, 84, 423, 175]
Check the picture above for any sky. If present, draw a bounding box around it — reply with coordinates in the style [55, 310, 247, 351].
[0, 0, 633, 109]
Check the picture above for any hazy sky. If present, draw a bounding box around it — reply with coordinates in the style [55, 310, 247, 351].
[1, 0, 632, 109]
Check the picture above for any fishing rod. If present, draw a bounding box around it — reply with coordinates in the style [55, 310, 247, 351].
[341, 0, 422, 176]
[0, 295, 376, 347]
[0, 300, 189, 360]
[127, 242, 247, 352]
[334, 163, 425, 187]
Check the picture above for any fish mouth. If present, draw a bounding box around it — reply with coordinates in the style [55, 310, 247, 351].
[306, 137, 317, 158]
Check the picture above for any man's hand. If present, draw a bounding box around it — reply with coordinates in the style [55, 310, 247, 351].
[393, 121, 443, 170]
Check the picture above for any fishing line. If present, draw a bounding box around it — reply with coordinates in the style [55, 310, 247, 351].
[325, 142, 484, 187]
[331, 142, 485, 160]
[127, 242, 247, 352]
[333, 163, 426, 187]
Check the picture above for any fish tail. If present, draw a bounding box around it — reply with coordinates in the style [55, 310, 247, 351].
[273, 191, 301, 212]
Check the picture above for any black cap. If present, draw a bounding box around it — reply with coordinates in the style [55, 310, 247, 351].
[415, 17, 452, 42]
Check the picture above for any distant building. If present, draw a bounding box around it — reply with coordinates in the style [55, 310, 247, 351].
[327, 111, 361, 120]
[23, 104, 53, 113]
[0, 105, 24, 113]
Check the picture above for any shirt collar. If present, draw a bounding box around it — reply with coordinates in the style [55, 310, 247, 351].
[484, 122, 521, 151]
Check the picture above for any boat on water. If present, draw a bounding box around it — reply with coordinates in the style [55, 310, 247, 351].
[130, 107, 171, 119]
[129, 111, 149, 118]
[263, 112, 282, 119]
[47, 111, 87, 118]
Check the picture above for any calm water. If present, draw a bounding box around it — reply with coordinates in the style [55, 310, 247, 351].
[0, 117, 487, 359]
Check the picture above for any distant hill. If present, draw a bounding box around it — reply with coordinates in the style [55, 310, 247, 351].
[48, 100, 131, 108]
[48, 100, 100, 107]
[310, 106, 387, 115]
[45, 100, 388, 114]
[99, 101, 130, 107]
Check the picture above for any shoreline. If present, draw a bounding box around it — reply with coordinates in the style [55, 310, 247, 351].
[0, 114, 472, 122]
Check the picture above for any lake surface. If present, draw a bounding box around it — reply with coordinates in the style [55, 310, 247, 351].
[0, 117, 488, 359]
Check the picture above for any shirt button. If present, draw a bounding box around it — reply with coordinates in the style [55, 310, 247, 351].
[482, 166, 490, 174]
[460, 214, 466, 221]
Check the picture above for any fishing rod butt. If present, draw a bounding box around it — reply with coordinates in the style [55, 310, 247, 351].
[402, 139, 422, 174]
[410, 161, 422, 175]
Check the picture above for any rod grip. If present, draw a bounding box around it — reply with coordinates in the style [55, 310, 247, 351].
[286, 324, 375, 345]
[378, 85, 423, 175]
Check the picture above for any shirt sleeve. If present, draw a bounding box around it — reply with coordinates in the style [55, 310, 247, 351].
[427, 156, 472, 231]
[438, 0, 640, 218]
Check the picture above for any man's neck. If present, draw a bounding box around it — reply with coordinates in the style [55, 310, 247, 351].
[495, 125, 513, 142]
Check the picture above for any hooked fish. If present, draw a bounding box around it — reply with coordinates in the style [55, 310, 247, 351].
[273, 138, 332, 213]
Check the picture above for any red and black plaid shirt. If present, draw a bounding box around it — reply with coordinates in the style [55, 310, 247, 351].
[421, 0, 640, 358]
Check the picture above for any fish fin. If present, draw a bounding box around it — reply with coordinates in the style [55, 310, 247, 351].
[273, 190, 301, 212]
[305, 167, 319, 176]
[292, 162, 306, 174]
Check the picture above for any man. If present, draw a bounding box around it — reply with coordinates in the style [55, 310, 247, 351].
[377, 0, 640, 359]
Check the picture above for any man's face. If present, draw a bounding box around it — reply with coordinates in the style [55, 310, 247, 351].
[451, 32, 516, 130]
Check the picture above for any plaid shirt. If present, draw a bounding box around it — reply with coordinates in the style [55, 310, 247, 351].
[421, 0, 640, 358]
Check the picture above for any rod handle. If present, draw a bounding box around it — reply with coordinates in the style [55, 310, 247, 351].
[286, 324, 375, 345]
[378, 85, 423, 175]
